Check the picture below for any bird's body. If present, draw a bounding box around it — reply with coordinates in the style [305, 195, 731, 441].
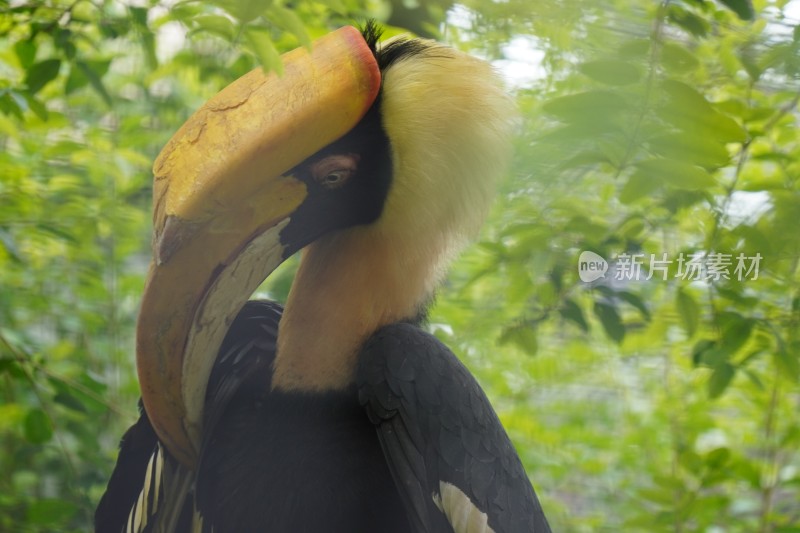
[97, 23, 550, 533]
[98, 301, 549, 532]
[201, 387, 410, 532]
[194, 301, 412, 533]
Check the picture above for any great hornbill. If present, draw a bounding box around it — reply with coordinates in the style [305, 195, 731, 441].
[96, 23, 551, 533]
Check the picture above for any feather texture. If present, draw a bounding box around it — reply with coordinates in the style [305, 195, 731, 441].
[358, 322, 551, 533]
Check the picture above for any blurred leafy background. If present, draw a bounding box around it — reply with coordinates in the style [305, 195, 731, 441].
[1, 0, 799, 530]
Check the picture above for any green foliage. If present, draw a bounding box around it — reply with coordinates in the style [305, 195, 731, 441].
[1, 0, 799, 531]
[433, 0, 800, 530]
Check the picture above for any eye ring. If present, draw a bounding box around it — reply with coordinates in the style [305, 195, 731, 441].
[310, 154, 360, 189]
[322, 169, 351, 187]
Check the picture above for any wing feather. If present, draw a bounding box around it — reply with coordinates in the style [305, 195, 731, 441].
[358, 323, 551, 533]
[96, 301, 282, 533]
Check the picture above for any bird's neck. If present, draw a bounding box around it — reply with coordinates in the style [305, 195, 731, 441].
[272, 225, 438, 391]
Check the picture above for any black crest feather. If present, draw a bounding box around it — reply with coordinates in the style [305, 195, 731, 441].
[359, 20, 430, 72]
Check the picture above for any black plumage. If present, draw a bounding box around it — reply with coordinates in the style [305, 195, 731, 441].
[195, 302, 411, 532]
[95, 401, 161, 532]
[359, 323, 551, 532]
[97, 301, 550, 532]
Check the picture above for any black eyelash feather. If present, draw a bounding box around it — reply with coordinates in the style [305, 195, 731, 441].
[360, 19, 383, 56]
[359, 19, 430, 72]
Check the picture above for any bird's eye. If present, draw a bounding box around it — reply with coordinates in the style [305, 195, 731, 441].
[322, 170, 351, 186]
[311, 154, 360, 189]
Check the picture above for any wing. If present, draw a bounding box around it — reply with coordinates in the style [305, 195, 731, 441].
[95, 402, 196, 533]
[194, 300, 282, 531]
[95, 300, 282, 533]
[202, 300, 282, 435]
[95, 400, 163, 533]
[357, 323, 551, 533]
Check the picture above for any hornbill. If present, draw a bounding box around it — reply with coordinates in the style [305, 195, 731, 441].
[96, 23, 551, 533]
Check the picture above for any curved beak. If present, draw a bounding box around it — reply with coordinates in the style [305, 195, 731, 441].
[136, 26, 381, 467]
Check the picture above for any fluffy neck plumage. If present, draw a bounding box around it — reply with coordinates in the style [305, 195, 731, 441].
[271, 224, 441, 391]
[271, 38, 514, 391]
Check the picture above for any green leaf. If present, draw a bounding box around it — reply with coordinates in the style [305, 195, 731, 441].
[48, 374, 106, 413]
[0, 228, 23, 263]
[36, 223, 78, 244]
[55, 29, 76, 59]
[648, 132, 730, 168]
[23, 94, 48, 121]
[245, 27, 283, 74]
[617, 291, 651, 321]
[618, 217, 646, 241]
[76, 61, 112, 107]
[660, 79, 721, 116]
[708, 362, 736, 399]
[192, 15, 237, 40]
[659, 80, 747, 143]
[705, 447, 731, 469]
[266, 5, 312, 48]
[618, 39, 650, 59]
[25, 59, 62, 94]
[704, 345, 736, 367]
[692, 339, 717, 367]
[781, 425, 800, 447]
[0, 91, 24, 119]
[558, 150, 610, 170]
[539, 121, 623, 143]
[670, 450, 699, 479]
[634, 158, 716, 190]
[620, 170, 661, 204]
[716, 0, 755, 20]
[169, 1, 204, 22]
[129, 5, 148, 26]
[0, 358, 26, 379]
[676, 289, 700, 337]
[76, 370, 108, 395]
[26, 498, 78, 526]
[637, 487, 676, 505]
[667, 5, 710, 37]
[65, 64, 90, 94]
[661, 42, 700, 71]
[738, 46, 763, 80]
[7, 89, 28, 113]
[578, 60, 640, 85]
[594, 301, 625, 344]
[498, 324, 538, 356]
[718, 312, 754, 353]
[774, 347, 800, 382]
[14, 40, 37, 69]
[24, 408, 52, 444]
[213, 0, 268, 24]
[559, 298, 589, 332]
[731, 457, 762, 488]
[742, 368, 765, 390]
[53, 391, 86, 413]
[542, 90, 628, 123]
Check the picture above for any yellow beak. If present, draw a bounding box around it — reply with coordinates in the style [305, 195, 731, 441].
[136, 26, 381, 467]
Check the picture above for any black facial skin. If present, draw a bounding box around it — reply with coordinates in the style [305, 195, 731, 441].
[278, 97, 393, 259]
[277, 28, 430, 259]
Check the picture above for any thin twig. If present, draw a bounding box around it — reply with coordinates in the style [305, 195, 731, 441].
[613, 0, 672, 181]
[757, 367, 780, 533]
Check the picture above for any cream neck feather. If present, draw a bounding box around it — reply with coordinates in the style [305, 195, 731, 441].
[272, 225, 439, 391]
[272, 38, 515, 391]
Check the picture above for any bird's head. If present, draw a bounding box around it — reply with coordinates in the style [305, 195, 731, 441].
[136, 24, 515, 467]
